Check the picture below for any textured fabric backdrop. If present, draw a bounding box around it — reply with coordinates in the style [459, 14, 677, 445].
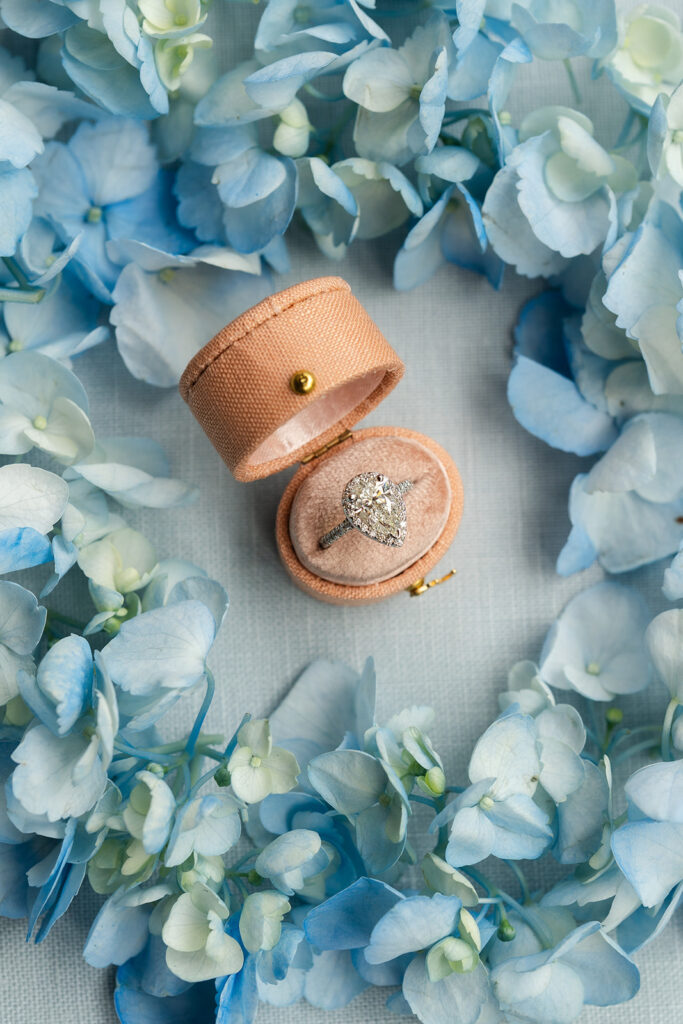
[2, 3, 682, 1021]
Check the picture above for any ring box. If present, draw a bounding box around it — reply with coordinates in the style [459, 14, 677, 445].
[179, 277, 464, 605]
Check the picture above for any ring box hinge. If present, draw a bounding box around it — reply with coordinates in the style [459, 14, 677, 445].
[407, 569, 457, 597]
[301, 429, 353, 464]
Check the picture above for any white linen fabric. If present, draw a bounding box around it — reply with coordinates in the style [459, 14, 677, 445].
[1, 3, 682, 1021]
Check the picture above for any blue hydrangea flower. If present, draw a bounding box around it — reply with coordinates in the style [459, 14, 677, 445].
[343, 15, 453, 166]
[558, 413, 683, 575]
[0, 463, 68, 574]
[176, 124, 298, 255]
[31, 118, 183, 301]
[646, 608, 683, 701]
[17, 633, 92, 735]
[484, 107, 636, 276]
[0, 350, 94, 464]
[612, 760, 683, 907]
[603, 199, 683, 397]
[599, 4, 683, 114]
[491, 920, 639, 1023]
[511, 0, 617, 60]
[539, 581, 653, 700]
[439, 713, 553, 866]
[0, 269, 108, 361]
[10, 656, 117, 821]
[507, 290, 618, 456]
[102, 599, 216, 728]
[254, 0, 387, 64]
[162, 883, 244, 983]
[0, 580, 45, 706]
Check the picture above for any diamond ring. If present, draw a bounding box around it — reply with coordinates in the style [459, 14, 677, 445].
[319, 472, 413, 549]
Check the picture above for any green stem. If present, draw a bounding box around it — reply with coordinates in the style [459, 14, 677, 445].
[504, 859, 531, 903]
[148, 734, 224, 755]
[113, 739, 178, 764]
[410, 793, 437, 808]
[661, 697, 679, 762]
[563, 59, 582, 105]
[607, 724, 660, 754]
[613, 738, 660, 766]
[0, 286, 46, 304]
[1, 258, 45, 303]
[2, 257, 31, 288]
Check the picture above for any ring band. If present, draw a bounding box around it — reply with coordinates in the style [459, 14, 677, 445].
[319, 472, 413, 549]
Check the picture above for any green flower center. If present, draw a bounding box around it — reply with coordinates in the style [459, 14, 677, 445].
[294, 5, 311, 24]
[87, 206, 103, 223]
[250, 755, 262, 768]
[32, 415, 47, 430]
[586, 661, 601, 675]
[8, 339, 22, 352]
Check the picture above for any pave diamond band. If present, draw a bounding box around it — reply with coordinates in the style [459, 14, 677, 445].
[319, 473, 413, 549]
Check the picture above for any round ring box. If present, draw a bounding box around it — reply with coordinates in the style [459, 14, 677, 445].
[179, 277, 464, 605]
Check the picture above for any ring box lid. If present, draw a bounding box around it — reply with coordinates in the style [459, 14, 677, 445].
[179, 277, 404, 482]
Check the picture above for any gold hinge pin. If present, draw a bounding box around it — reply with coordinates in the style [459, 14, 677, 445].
[407, 569, 457, 597]
[301, 428, 353, 464]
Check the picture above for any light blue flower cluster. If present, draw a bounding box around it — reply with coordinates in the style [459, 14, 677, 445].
[0, 0, 680, 391]
[0, 3, 682, 1022]
[1, 373, 681, 1024]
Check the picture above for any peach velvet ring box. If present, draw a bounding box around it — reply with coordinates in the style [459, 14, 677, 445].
[179, 276, 464, 605]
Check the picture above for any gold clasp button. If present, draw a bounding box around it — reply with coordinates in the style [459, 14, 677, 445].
[290, 369, 316, 395]
[407, 569, 457, 597]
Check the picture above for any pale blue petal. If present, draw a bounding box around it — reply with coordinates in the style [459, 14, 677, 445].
[303, 948, 368, 1009]
[244, 52, 336, 109]
[175, 160, 225, 243]
[61, 26, 157, 120]
[102, 600, 215, 695]
[365, 893, 461, 964]
[539, 581, 653, 700]
[308, 749, 387, 814]
[394, 188, 450, 291]
[0, 166, 37, 257]
[482, 164, 567, 278]
[514, 134, 611, 257]
[19, 634, 91, 735]
[403, 955, 492, 1024]
[269, 659, 362, 756]
[663, 548, 683, 601]
[0, 99, 43, 168]
[84, 889, 152, 968]
[1, 0, 79, 37]
[448, 33, 501, 102]
[441, 183, 503, 287]
[0, 527, 52, 573]
[0, 580, 45, 654]
[508, 356, 617, 455]
[554, 760, 609, 864]
[218, 153, 297, 254]
[562, 473, 683, 573]
[612, 820, 683, 907]
[304, 877, 403, 950]
[446, 805, 497, 865]
[111, 260, 269, 387]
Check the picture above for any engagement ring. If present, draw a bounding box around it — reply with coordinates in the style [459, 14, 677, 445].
[319, 472, 412, 549]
